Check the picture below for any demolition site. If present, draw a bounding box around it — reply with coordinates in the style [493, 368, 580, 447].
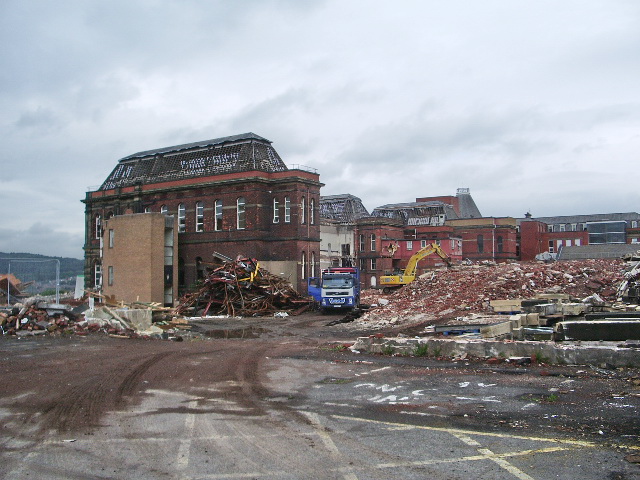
[1, 132, 639, 479]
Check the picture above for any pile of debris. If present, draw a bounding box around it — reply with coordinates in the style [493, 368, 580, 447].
[359, 259, 625, 329]
[175, 257, 310, 317]
[0, 300, 82, 336]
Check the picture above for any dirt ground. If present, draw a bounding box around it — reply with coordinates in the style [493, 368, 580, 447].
[1, 311, 638, 442]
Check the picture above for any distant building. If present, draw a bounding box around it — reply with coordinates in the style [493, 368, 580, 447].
[83, 133, 322, 299]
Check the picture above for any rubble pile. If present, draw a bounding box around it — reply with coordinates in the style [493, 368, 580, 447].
[360, 259, 625, 327]
[175, 257, 310, 317]
[0, 301, 82, 336]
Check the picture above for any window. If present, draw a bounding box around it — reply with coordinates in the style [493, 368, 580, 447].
[359, 258, 365, 271]
[195, 202, 204, 232]
[301, 197, 306, 224]
[94, 263, 102, 288]
[477, 235, 484, 254]
[214, 200, 222, 230]
[94, 214, 102, 239]
[161, 205, 168, 214]
[575, 239, 581, 246]
[310, 251, 316, 277]
[310, 199, 315, 224]
[547, 225, 553, 233]
[237, 197, 246, 229]
[370, 234, 376, 251]
[632, 238, 639, 243]
[548, 240, 554, 253]
[144, 206, 151, 213]
[359, 234, 365, 252]
[273, 198, 280, 223]
[371, 258, 377, 270]
[284, 197, 291, 223]
[578, 223, 585, 231]
[496, 235, 503, 253]
[559, 224, 566, 232]
[421, 239, 427, 248]
[108, 266, 114, 286]
[108, 229, 114, 248]
[633, 221, 638, 228]
[178, 203, 186, 233]
[327, 243, 332, 254]
[341, 244, 350, 257]
[566, 239, 572, 247]
[407, 240, 413, 251]
[570, 223, 577, 232]
[301, 251, 306, 280]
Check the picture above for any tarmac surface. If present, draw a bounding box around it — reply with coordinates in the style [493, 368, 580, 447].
[1, 312, 639, 479]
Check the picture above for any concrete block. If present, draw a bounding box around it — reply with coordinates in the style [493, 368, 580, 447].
[561, 303, 586, 316]
[525, 313, 541, 326]
[534, 303, 557, 316]
[557, 320, 640, 341]
[481, 321, 512, 339]
[490, 299, 522, 313]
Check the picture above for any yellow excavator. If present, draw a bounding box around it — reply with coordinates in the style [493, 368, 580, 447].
[379, 242, 451, 293]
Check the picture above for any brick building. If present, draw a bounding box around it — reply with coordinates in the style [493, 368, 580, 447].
[101, 213, 178, 305]
[83, 133, 322, 297]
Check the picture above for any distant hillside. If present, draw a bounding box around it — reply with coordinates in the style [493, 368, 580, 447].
[0, 252, 84, 281]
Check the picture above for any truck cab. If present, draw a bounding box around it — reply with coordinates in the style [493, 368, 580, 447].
[308, 267, 360, 312]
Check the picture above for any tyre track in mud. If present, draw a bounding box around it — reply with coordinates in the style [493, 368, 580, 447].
[35, 351, 174, 434]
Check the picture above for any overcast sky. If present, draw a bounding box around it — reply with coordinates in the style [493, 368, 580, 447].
[1, 0, 639, 259]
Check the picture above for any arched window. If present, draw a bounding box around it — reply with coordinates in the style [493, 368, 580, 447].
[273, 198, 280, 223]
[284, 197, 291, 223]
[178, 204, 186, 232]
[195, 201, 204, 232]
[214, 200, 223, 230]
[301, 251, 306, 280]
[310, 199, 315, 225]
[237, 197, 246, 230]
[161, 205, 168, 214]
[310, 251, 316, 278]
[301, 197, 306, 224]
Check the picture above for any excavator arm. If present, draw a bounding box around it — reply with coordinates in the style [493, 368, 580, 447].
[403, 243, 451, 277]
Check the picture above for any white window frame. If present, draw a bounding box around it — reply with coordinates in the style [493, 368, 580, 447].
[214, 200, 222, 231]
[310, 251, 316, 277]
[301, 197, 306, 224]
[237, 197, 246, 230]
[371, 258, 377, 270]
[178, 203, 186, 233]
[359, 234, 365, 252]
[94, 263, 102, 288]
[161, 205, 168, 214]
[421, 239, 427, 248]
[108, 229, 114, 248]
[284, 197, 291, 223]
[407, 240, 413, 251]
[370, 234, 376, 251]
[273, 198, 280, 223]
[301, 251, 306, 280]
[310, 199, 315, 224]
[95, 214, 102, 239]
[195, 201, 204, 232]
[108, 266, 114, 286]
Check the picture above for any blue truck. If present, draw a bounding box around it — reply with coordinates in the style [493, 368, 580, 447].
[308, 267, 361, 312]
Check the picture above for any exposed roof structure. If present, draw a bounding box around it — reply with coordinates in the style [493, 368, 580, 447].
[320, 194, 370, 223]
[526, 212, 640, 225]
[371, 201, 459, 226]
[98, 132, 287, 191]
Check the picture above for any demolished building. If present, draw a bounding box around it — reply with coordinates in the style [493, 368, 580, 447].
[83, 133, 323, 302]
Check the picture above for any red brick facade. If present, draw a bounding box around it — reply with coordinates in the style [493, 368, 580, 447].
[84, 169, 322, 295]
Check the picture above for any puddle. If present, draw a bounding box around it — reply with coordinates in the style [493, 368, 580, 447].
[204, 327, 268, 339]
